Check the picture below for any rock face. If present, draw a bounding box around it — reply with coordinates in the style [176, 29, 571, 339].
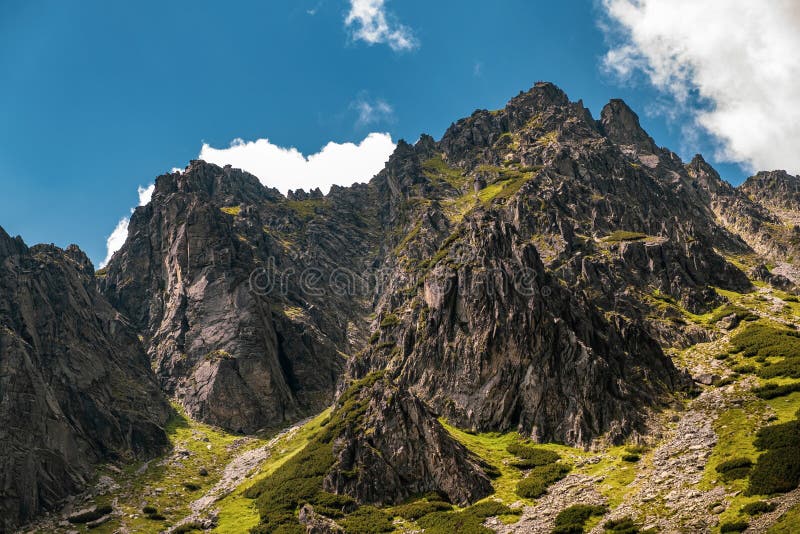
[741, 170, 800, 222]
[687, 159, 800, 283]
[99, 164, 362, 433]
[324, 374, 493, 506]
[0, 228, 171, 531]
[355, 218, 687, 446]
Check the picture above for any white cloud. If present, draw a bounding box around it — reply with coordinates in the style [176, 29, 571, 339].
[138, 184, 155, 205]
[601, 0, 800, 174]
[345, 0, 418, 51]
[99, 182, 155, 268]
[198, 132, 396, 195]
[100, 218, 129, 269]
[352, 98, 394, 127]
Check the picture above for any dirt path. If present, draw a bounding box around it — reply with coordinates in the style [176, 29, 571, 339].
[167, 417, 311, 532]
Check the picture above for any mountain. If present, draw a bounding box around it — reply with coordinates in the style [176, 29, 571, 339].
[0, 229, 171, 531]
[6, 81, 800, 533]
[99, 83, 753, 448]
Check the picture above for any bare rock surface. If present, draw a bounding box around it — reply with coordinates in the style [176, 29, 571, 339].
[0, 229, 171, 531]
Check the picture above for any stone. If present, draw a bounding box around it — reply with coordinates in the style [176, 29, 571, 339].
[694, 374, 719, 386]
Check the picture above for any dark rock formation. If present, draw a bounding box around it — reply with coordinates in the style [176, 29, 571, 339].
[741, 170, 800, 217]
[355, 217, 688, 446]
[324, 374, 493, 506]
[0, 228, 171, 531]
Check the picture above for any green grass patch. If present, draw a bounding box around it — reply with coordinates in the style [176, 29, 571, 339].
[715, 457, 753, 481]
[720, 520, 749, 532]
[339, 506, 394, 533]
[710, 304, 758, 324]
[379, 313, 401, 328]
[68, 505, 113, 524]
[746, 415, 800, 495]
[416, 500, 517, 534]
[767, 502, 800, 533]
[602, 516, 650, 532]
[516, 463, 571, 498]
[220, 206, 241, 216]
[286, 198, 326, 220]
[422, 156, 468, 189]
[754, 382, 800, 399]
[390, 498, 453, 520]
[741, 500, 777, 515]
[439, 422, 531, 504]
[506, 443, 561, 468]
[552, 504, 607, 533]
[66, 402, 268, 533]
[213, 410, 330, 533]
[731, 324, 800, 361]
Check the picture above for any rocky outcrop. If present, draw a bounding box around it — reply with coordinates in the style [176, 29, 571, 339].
[324, 374, 493, 505]
[356, 216, 689, 446]
[0, 228, 171, 531]
[99, 162, 363, 433]
[741, 170, 800, 225]
[599, 98, 658, 153]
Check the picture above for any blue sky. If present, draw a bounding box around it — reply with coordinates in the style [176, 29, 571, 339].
[1, 0, 789, 266]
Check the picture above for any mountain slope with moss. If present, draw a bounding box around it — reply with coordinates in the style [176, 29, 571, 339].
[7, 81, 800, 532]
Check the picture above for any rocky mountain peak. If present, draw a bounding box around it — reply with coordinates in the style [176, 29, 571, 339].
[506, 81, 571, 112]
[742, 169, 800, 208]
[686, 153, 730, 196]
[153, 160, 282, 207]
[0, 226, 26, 259]
[600, 98, 658, 153]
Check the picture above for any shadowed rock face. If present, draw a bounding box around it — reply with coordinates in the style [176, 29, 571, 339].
[352, 217, 688, 446]
[323, 374, 494, 506]
[0, 228, 171, 531]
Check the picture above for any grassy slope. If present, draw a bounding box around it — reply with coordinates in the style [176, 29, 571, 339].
[213, 409, 332, 533]
[84, 404, 268, 533]
[440, 421, 639, 511]
[691, 283, 800, 531]
[58, 281, 800, 534]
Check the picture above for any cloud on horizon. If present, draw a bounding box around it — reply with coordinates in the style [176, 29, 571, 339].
[601, 0, 800, 175]
[198, 132, 396, 195]
[99, 183, 155, 268]
[345, 0, 418, 51]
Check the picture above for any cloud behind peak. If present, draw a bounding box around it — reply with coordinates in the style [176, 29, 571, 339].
[602, 0, 800, 174]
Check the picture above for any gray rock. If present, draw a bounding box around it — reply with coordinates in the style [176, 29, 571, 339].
[0, 231, 170, 531]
